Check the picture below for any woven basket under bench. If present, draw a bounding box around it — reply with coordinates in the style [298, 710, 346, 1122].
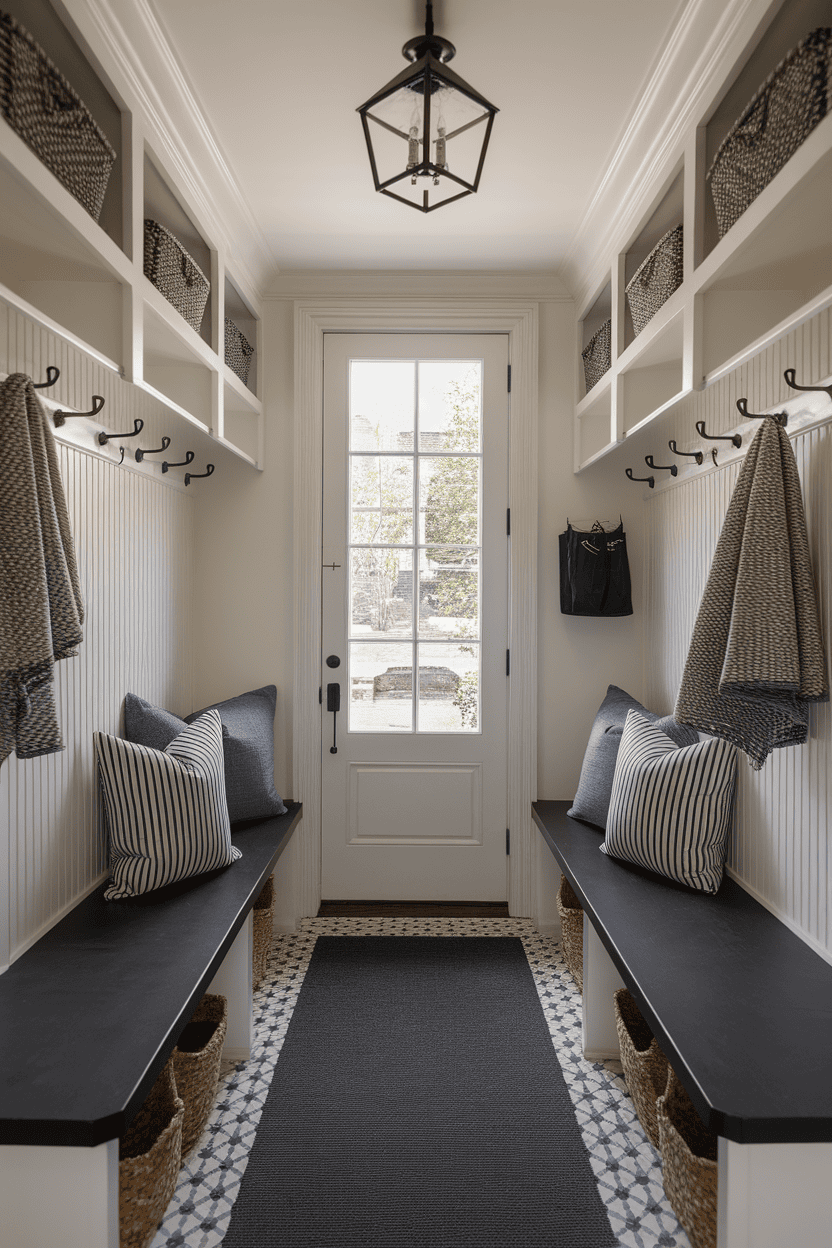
[172, 992, 227, 1157]
[119, 1057, 184, 1248]
[0, 11, 116, 220]
[658, 1068, 719, 1248]
[252, 873, 275, 988]
[557, 873, 584, 991]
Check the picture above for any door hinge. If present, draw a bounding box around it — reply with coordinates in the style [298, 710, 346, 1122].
[318, 686, 322, 705]
[506, 507, 511, 536]
[506, 828, 510, 855]
[507, 363, 512, 393]
[506, 649, 510, 676]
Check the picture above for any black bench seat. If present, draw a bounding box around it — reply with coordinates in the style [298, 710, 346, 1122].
[532, 800, 832, 1146]
[0, 802, 301, 1148]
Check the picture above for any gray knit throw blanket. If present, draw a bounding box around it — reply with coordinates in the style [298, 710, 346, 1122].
[0, 373, 84, 763]
[675, 415, 828, 769]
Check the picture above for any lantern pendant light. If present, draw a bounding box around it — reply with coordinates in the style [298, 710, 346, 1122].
[357, 1, 498, 213]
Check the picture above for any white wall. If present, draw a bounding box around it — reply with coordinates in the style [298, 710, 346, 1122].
[0, 306, 194, 968]
[642, 308, 832, 960]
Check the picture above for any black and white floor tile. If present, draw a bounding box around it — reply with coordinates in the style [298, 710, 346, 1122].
[151, 918, 690, 1248]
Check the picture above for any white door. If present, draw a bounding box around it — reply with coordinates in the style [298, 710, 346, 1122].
[321, 334, 509, 900]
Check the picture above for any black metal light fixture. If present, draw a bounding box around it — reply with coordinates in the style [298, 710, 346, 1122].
[357, 1, 498, 213]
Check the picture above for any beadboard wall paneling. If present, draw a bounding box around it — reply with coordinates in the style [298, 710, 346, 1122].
[1, 309, 194, 971]
[644, 319, 832, 959]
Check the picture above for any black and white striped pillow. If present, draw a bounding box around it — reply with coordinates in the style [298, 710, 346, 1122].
[601, 710, 737, 893]
[95, 709, 241, 900]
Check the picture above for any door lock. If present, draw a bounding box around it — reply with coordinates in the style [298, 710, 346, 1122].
[327, 682, 341, 754]
[326, 655, 341, 668]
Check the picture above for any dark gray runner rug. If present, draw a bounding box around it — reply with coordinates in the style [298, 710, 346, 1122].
[222, 937, 616, 1247]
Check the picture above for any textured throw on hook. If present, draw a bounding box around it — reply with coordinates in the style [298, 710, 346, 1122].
[674, 416, 828, 768]
[0, 373, 84, 762]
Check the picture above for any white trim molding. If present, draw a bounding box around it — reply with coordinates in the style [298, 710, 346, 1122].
[292, 300, 539, 918]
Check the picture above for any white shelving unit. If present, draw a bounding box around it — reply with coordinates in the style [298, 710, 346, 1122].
[574, 0, 832, 473]
[0, 0, 263, 470]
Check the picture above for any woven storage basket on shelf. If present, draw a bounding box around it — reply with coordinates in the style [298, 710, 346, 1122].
[225, 317, 255, 385]
[625, 224, 683, 337]
[172, 992, 227, 1157]
[119, 1057, 184, 1248]
[0, 12, 116, 220]
[707, 27, 832, 239]
[143, 219, 210, 333]
[581, 319, 611, 393]
[556, 873, 584, 991]
[252, 874, 274, 989]
[657, 1068, 718, 1248]
[614, 987, 670, 1148]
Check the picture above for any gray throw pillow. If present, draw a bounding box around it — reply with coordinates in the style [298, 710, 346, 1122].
[567, 685, 698, 829]
[124, 686, 287, 824]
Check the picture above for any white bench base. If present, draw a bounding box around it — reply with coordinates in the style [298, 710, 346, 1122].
[581, 909, 832, 1248]
[0, 914, 254, 1248]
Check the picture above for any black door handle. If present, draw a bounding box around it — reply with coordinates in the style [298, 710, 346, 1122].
[327, 682, 340, 753]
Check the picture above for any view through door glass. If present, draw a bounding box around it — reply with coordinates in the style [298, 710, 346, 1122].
[322, 334, 508, 901]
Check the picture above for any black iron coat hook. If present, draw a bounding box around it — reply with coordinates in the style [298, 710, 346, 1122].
[53, 395, 105, 427]
[185, 463, 215, 485]
[668, 439, 703, 465]
[645, 454, 677, 477]
[162, 451, 194, 474]
[98, 418, 144, 446]
[736, 398, 787, 426]
[625, 467, 655, 488]
[33, 366, 60, 389]
[135, 436, 171, 463]
[694, 420, 741, 448]
[784, 369, 832, 402]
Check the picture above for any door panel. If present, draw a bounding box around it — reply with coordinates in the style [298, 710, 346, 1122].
[321, 333, 508, 900]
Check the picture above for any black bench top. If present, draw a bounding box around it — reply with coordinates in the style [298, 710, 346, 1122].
[0, 803, 302, 1147]
[533, 800, 832, 1145]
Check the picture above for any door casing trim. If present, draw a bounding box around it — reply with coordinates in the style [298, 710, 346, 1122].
[292, 300, 538, 917]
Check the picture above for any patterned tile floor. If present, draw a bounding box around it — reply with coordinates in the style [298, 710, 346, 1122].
[151, 919, 690, 1248]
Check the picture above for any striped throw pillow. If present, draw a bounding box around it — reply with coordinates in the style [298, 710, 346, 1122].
[95, 710, 241, 900]
[601, 711, 737, 893]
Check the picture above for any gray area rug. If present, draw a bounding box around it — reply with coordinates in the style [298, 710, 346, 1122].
[222, 936, 616, 1246]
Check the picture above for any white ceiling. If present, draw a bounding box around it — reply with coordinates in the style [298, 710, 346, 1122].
[148, 0, 688, 277]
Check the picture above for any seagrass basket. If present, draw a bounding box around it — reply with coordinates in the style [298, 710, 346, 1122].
[557, 873, 584, 991]
[144, 219, 210, 332]
[657, 1068, 718, 1248]
[0, 12, 116, 220]
[225, 317, 255, 385]
[625, 224, 683, 337]
[614, 987, 669, 1148]
[172, 992, 227, 1157]
[707, 27, 832, 239]
[252, 874, 274, 989]
[581, 319, 611, 393]
[119, 1057, 184, 1248]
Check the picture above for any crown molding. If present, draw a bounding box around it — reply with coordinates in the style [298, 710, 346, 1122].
[264, 270, 572, 302]
[560, 0, 773, 309]
[68, 0, 275, 296]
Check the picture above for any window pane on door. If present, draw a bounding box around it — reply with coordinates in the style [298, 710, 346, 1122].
[349, 641, 413, 732]
[418, 548, 479, 640]
[417, 642, 480, 733]
[418, 361, 481, 451]
[350, 548, 413, 639]
[350, 361, 415, 451]
[350, 455, 413, 544]
[419, 456, 480, 546]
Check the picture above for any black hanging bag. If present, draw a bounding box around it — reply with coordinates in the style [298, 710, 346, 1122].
[559, 519, 633, 616]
